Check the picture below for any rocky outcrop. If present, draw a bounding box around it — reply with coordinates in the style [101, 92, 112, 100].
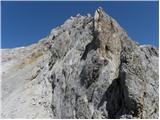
[1, 7, 159, 119]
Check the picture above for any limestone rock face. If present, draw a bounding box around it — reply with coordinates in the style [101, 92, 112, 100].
[1, 7, 159, 119]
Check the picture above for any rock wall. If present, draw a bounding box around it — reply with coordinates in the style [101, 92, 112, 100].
[1, 7, 159, 119]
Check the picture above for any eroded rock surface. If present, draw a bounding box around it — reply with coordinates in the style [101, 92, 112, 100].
[1, 7, 159, 119]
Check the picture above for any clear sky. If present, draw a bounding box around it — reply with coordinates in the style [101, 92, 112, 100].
[1, 1, 159, 48]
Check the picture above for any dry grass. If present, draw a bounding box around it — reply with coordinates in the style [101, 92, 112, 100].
[16, 51, 44, 69]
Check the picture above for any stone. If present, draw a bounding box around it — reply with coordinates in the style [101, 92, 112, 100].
[1, 7, 158, 119]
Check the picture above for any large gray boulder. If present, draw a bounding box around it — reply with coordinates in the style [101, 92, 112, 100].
[1, 7, 158, 119]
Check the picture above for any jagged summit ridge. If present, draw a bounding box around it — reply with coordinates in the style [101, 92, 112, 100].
[1, 8, 158, 119]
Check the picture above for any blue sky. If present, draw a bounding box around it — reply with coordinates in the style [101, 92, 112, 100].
[1, 1, 159, 48]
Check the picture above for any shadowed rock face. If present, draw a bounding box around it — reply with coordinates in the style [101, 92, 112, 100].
[1, 7, 159, 119]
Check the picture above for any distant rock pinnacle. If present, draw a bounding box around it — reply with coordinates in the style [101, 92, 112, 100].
[1, 7, 159, 119]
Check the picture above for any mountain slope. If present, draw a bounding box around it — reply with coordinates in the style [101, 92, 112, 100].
[1, 7, 159, 119]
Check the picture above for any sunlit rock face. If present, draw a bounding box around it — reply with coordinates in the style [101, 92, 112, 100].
[1, 7, 158, 119]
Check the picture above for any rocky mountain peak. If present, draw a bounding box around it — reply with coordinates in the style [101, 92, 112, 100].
[1, 8, 158, 119]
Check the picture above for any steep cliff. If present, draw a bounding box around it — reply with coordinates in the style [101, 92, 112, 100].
[1, 7, 159, 119]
